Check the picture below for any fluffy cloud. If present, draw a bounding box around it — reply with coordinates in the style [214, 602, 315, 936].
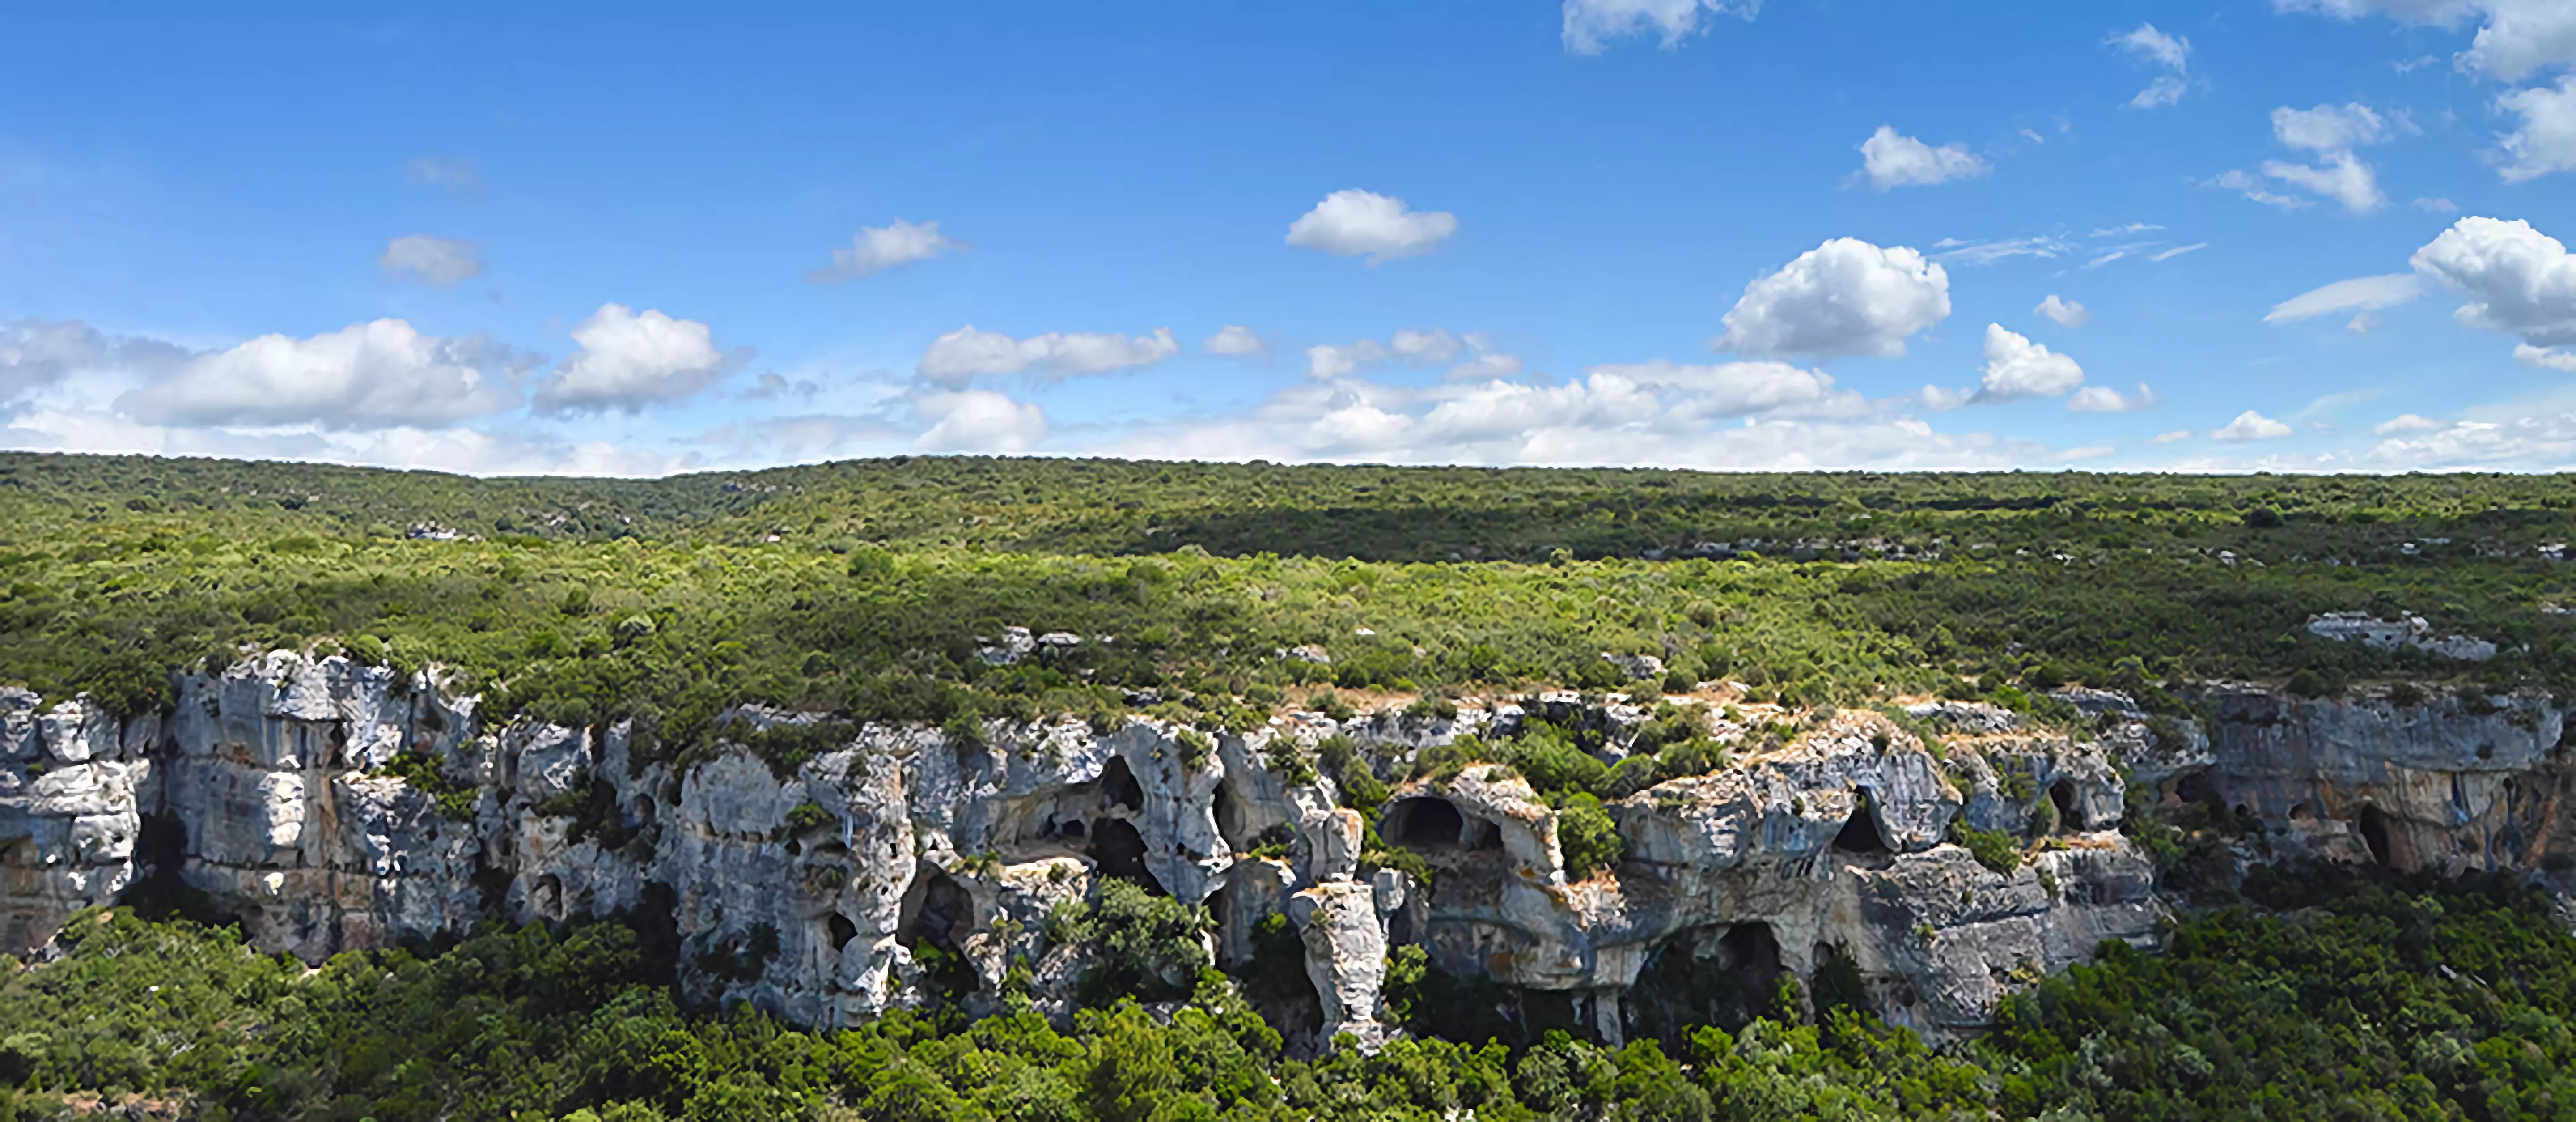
[2264, 273, 2428, 322]
[1717, 238, 1951, 357]
[533, 304, 747, 415]
[2409, 216, 2576, 347]
[2375, 412, 2449, 434]
[2069, 383, 2158, 412]
[2034, 294, 2090, 327]
[2212, 409, 2294, 441]
[2274, 103, 2390, 151]
[807, 219, 966, 283]
[1204, 325, 1267, 355]
[1392, 328, 1464, 364]
[2111, 23, 2192, 106]
[2278, 0, 2576, 82]
[116, 319, 530, 429]
[2262, 153, 2386, 213]
[913, 389, 1047, 454]
[917, 325, 1179, 386]
[2213, 103, 2391, 213]
[1972, 324, 2085, 402]
[2519, 344, 2576, 370]
[1581, 360, 1845, 417]
[1304, 329, 1515, 381]
[2368, 412, 2576, 468]
[1855, 127, 1991, 190]
[1285, 190, 1457, 263]
[1560, 0, 1760, 55]
[0, 319, 186, 402]
[379, 235, 484, 288]
[2497, 77, 2576, 182]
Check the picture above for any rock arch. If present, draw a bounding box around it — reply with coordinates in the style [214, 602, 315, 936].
[898, 867, 974, 953]
[1833, 795, 1890, 854]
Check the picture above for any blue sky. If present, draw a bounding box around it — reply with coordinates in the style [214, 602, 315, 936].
[3, 0, 2575, 475]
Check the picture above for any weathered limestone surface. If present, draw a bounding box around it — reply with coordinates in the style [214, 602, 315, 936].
[2, 651, 2563, 1050]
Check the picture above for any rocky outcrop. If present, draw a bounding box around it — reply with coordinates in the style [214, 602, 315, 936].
[6, 651, 2564, 1051]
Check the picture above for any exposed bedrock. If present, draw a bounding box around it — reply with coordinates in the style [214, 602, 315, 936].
[0, 651, 2563, 1049]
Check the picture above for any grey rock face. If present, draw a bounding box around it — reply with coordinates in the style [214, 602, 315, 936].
[3, 652, 2556, 1051]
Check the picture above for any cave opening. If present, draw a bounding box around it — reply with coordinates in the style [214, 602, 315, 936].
[2171, 769, 2219, 810]
[1833, 796, 1890, 854]
[1059, 818, 1087, 841]
[1387, 796, 1466, 849]
[2048, 779, 2082, 831]
[2359, 804, 2396, 869]
[1102, 756, 1144, 812]
[533, 874, 564, 921]
[827, 911, 858, 952]
[1087, 817, 1166, 895]
[899, 868, 974, 952]
[1624, 921, 1788, 1043]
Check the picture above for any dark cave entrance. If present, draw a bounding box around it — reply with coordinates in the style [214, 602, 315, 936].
[1102, 756, 1143, 812]
[899, 869, 974, 952]
[2171, 769, 2219, 810]
[1624, 921, 1788, 1043]
[2048, 779, 2082, 831]
[827, 912, 858, 952]
[1088, 817, 1165, 894]
[2358, 804, 2396, 870]
[1833, 796, 1890, 854]
[1387, 796, 1466, 849]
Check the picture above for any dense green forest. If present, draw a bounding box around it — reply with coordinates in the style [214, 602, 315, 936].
[4, 867, 2575, 1120]
[2, 453, 2572, 736]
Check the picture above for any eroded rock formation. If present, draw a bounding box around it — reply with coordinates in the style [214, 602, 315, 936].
[3, 651, 2564, 1051]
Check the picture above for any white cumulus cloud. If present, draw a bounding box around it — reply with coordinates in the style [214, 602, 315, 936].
[379, 235, 484, 288]
[2496, 76, 2576, 182]
[2277, 0, 2576, 82]
[2274, 103, 2390, 151]
[917, 325, 1180, 387]
[2035, 294, 2090, 327]
[1286, 189, 1457, 263]
[2213, 409, 2294, 441]
[2410, 216, 2576, 347]
[2069, 383, 2159, 412]
[116, 319, 530, 429]
[1204, 325, 1267, 356]
[1972, 324, 2086, 402]
[2264, 273, 2428, 322]
[533, 304, 746, 415]
[914, 389, 1047, 454]
[2376, 412, 2449, 434]
[1717, 238, 1952, 358]
[2518, 344, 2576, 370]
[1561, 0, 1760, 55]
[1856, 126, 1991, 190]
[808, 219, 966, 283]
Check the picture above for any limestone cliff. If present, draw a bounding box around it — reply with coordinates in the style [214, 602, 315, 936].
[1, 652, 2558, 1051]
